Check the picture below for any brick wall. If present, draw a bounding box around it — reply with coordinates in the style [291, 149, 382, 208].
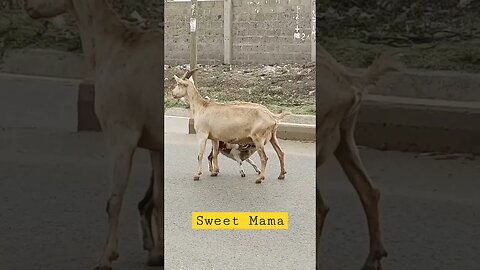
[165, 0, 314, 65]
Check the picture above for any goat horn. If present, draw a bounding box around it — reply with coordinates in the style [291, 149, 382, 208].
[182, 67, 200, 79]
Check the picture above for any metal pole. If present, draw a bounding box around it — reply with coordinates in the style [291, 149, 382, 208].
[311, 0, 316, 63]
[224, 0, 233, 64]
[190, 0, 198, 82]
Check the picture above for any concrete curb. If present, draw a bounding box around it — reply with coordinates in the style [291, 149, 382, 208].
[165, 107, 316, 125]
[75, 81, 480, 152]
[3, 48, 480, 101]
[75, 81, 316, 141]
[356, 95, 480, 154]
[1, 73, 480, 153]
[0, 49, 85, 79]
[187, 118, 315, 142]
[165, 107, 315, 141]
[78, 80, 101, 131]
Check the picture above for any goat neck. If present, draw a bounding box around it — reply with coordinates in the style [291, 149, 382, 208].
[73, 0, 127, 69]
[68, 0, 96, 80]
[186, 83, 208, 117]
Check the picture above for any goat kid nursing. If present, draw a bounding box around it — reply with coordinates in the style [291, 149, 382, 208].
[171, 68, 290, 183]
[207, 141, 260, 177]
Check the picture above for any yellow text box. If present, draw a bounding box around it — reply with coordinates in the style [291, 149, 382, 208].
[192, 212, 288, 230]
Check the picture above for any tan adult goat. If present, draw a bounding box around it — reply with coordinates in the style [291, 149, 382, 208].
[316, 45, 404, 270]
[24, 0, 164, 269]
[172, 69, 291, 183]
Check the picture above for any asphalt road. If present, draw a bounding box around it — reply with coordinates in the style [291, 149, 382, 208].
[164, 134, 315, 270]
[318, 147, 480, 270]
[0, 73, 79, 131]
[0, 128, 479, 270]
[0, 129, 315, 270]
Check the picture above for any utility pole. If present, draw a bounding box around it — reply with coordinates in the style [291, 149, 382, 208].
[190, 0, 198, 82]
[311, 0, 316, 63]
[223, 0, 233, 64]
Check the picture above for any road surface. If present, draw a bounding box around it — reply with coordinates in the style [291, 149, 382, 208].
[318, 147, 480, 270]
[0, 128, 315, 270]
[0, 127, 479, 269]
[164, 133, 315, 270]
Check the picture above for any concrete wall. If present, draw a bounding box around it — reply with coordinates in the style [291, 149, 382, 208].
[164, 0, 314, 65]
[3, 49, 480, 104]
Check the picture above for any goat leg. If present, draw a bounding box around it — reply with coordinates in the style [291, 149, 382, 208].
[239, 161, 246, 177]
[269, 132, 287, 179]
[316, 185, 330, 270]
[147, 150, 164, 267]
[210, 139, 220, 176]
[138, 171, 154, 251]
[246, 158, 260, 174]
[254, 140, 268, 183]
[232, 154, 246, 177]
[194, 134, 208, 181]
[335, 118, 387, 270]
[96, 140, 138, 270]
[207, 147, 214, 174]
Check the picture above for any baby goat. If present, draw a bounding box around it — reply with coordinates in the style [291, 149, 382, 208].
[171, 68, 291, 183]
[207, 141, 260, 177]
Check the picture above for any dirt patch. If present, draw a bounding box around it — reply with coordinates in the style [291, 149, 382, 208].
[321, 38, 480, 73]
[317, 0, 480, 72]
[1, 4, 314, 114]
[0, 1, 162, 54]
[165, 64, 316, 115]
[2, 1, 480, 73]
[3, 1, 479, 114]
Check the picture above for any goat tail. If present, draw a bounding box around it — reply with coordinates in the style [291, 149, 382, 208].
[360, 51, 405, 88]
[274, 110, 292, 121]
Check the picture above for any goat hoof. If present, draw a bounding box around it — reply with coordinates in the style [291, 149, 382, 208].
[210, 172, 218, 177]
[147, 255, 164, 267]
[193, 176, 200, 181]
[147, 248, 164, 266]
[108, 251, 119, 261]
[378, 249, 388, 258]
[361, 250, 387, 270]
[255, 177, 264, 184]
[278, 174, 285, 180]
[361, 263, 382, 270]
[240, 171, 246, 177]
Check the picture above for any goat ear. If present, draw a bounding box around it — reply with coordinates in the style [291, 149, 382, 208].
[174, 75, 188, 86]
